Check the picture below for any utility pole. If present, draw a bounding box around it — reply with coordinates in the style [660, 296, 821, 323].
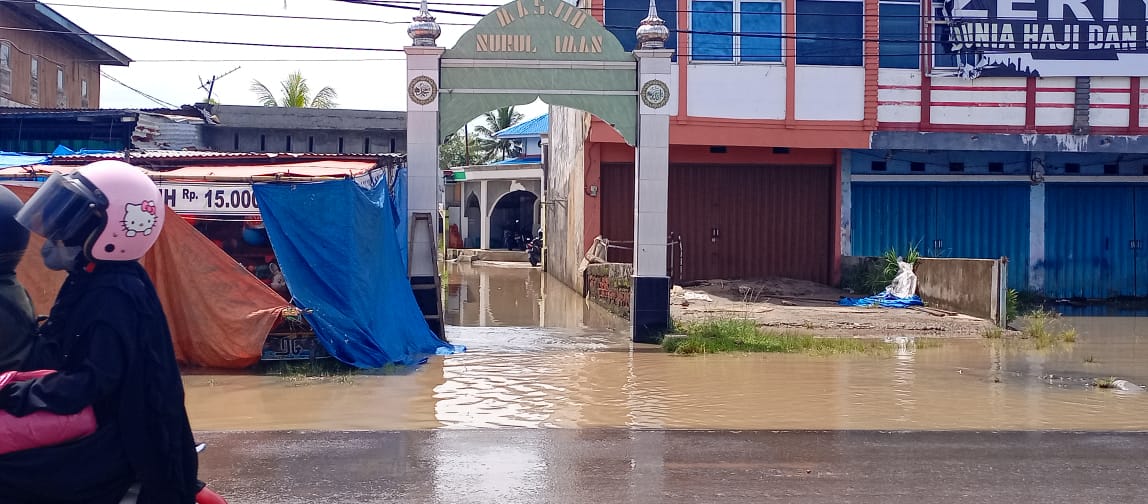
[198, 66, 241, 104]
[464, 124, 471, 166]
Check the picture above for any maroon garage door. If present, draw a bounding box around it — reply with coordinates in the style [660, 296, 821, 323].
[600, 163, 834, 284]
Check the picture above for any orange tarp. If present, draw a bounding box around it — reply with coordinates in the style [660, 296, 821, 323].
[8, 185, 289, 369]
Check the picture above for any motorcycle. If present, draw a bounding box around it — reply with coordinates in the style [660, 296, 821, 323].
[526, 236, 542, 267]
[118, 443, 227, 504]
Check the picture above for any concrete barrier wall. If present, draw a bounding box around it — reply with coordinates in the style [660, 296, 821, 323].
[585, 262, 632, 319]
[914, 258, 1006, 326]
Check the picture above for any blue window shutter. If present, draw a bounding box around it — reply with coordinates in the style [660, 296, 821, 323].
[741, 2, 783, 62]
[693, 1, 735, 61]
[605, 0, 678, 55]
[796, 0, 863, 66]
[879, 2, 919, 69]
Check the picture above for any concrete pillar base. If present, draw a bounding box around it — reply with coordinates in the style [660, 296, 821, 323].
[631, 275, 670, 344]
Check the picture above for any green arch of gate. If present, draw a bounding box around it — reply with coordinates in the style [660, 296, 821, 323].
[440, 0, 637, 145]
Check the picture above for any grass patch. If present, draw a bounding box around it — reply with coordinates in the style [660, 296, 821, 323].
[259, 359, 358, 383]
[663, 319, 895, 355]
[982, 327, 1004, 339]
[1020, 309, 1077, 349]
[912, 337, 945, 349]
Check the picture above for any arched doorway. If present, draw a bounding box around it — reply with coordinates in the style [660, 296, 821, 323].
[490, 190, 538, 249]
[464, 192, 481, 248]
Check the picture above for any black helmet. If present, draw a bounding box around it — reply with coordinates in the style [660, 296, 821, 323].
[0, 186, 29, 273]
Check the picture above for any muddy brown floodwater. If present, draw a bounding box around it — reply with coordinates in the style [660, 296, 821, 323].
[184, 263, 1148, 432]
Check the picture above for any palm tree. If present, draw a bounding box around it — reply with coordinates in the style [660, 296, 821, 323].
[474, 106, 524, 160]
[250, 70, 337, 109]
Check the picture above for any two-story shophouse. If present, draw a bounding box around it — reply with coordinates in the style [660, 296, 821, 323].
[546, 0, 1148, 300]
[0, 0, 130, 109]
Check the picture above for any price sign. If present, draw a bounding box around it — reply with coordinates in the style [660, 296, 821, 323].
[158, 183, 261, 215]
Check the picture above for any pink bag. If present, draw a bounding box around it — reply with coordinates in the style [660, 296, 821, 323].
[0, 370, 98, 456]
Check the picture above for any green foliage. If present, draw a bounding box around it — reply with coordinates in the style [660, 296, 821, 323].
[858, 243, 922, 295]
[250, 70, 337, 109]
[1006, 289, 1020, 324]
[440, 129, 491, 169]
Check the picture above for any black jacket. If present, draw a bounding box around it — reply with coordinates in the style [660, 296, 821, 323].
[0, 261, 199, 504]
[0, 272, 35, 371]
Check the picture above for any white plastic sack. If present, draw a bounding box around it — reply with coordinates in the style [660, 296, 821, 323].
[885, 260, 917, 298]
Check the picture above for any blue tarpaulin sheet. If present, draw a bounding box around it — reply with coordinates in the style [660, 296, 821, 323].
[838, 292, 925, 308]
[49, 145, 115, 157]
[391, 167, 409, 271]
[253, 178, 463, 368]
[0, 152, 48, 169]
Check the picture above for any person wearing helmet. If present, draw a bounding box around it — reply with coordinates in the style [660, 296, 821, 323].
[0, 185, 35, 371]
[0, 161, 199, 504]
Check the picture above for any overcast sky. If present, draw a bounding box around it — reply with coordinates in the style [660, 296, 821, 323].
[47, 0, 547, 121]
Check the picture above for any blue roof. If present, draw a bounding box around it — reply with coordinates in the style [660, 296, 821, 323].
[491, 156, 542, 165]
[493, 114, 548, 139]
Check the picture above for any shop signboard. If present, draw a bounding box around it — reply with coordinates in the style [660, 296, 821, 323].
[941, 0, 1148, 77]
[158, 183, 261, 216]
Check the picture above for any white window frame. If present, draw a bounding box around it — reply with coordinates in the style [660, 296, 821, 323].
[927, 0, 958, 71]
[29, 57, 39, 105]
[689, 0, 785, 65]
[0, 43, 11, 96]
[56, 66, 66, 107]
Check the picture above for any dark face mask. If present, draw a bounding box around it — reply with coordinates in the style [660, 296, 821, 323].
[0, 251, 20, 275]
[41, 240, 85, 272]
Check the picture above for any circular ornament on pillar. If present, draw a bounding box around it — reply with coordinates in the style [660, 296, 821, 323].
[640, 79, 669, 109]
[408, 76, 438, 105]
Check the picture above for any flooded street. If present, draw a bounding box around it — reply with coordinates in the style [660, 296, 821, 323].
[185, 264, 1148, 432]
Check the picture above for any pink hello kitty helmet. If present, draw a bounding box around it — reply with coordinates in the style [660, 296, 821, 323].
[16, 160, 164, 261]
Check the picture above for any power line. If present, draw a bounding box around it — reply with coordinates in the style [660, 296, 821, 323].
[99, 70, 178, 108]
[0, 0, 478, 26]
[0, 25, 407, 51]
[331, 0, 488, 17]
[106, 58, 408, 63]
[0, 0, 1089, 23]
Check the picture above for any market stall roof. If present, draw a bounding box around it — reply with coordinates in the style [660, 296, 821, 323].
[0, 160, 382, 180]
[50, 150, 405, 165]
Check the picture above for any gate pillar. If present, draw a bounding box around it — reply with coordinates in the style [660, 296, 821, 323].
[406, 0, 447, 338]
[631, 1, 675, 343]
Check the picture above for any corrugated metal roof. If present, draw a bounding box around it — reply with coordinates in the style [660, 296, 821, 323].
[52, 150, 404, 162]
[0, 108, 139, 120]
[133, 113, 203, 151]
[494, 114, 549, 139]
[0, 160, 379, 179]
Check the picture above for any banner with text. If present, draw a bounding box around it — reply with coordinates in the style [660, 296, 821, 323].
[941, 0, 1148, 77]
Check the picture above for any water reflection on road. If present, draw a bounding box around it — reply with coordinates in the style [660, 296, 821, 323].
[184, 263, 1148, 432]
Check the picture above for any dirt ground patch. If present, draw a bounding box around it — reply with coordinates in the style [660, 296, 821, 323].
[671, 278, 996, 338]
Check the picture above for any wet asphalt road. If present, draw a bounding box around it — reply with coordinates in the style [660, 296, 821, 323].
[197, 429, 1148, 503]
